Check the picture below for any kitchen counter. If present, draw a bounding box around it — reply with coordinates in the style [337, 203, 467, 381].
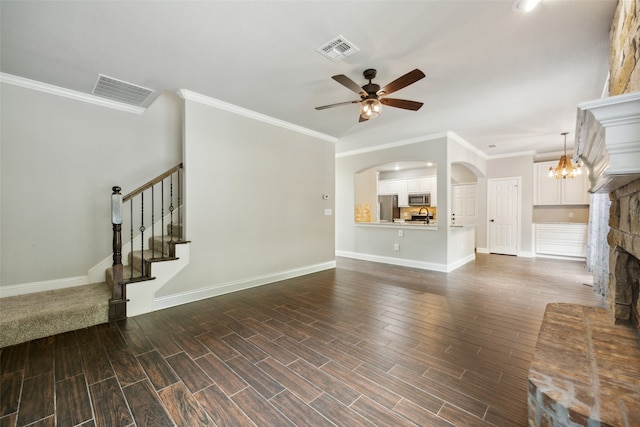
[344, 220, 476, 273]
[356, 221, 438, 230]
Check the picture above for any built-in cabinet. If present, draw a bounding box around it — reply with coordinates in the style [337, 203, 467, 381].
[451, 184, 476, 226]
[378, 176, 437, 207]
[535, 223, 587, 258]
[533, 161, 589, 205]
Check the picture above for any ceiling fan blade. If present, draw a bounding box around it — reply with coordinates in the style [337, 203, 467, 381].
[315, 100, 360, 110]
[380, 98, 424, 111]
[332, 75, 367, 97]
[377, 69, 425, 97]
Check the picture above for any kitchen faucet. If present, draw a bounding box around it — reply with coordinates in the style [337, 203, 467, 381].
[418, 207, 430, 223]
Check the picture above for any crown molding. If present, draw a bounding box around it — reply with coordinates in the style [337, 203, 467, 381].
[335, 131, 450, 158]
[487, 149, 537, 160]
[177, 89, 337, 144]
[575, 91, 640, 192]
[0, 73, 145, 114]
[446, 131, 490, 160]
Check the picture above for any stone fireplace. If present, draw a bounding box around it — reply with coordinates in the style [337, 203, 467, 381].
[608, 179, 640, 329]
[527, 91, 640, 427]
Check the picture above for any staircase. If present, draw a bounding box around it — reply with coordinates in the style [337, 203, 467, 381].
[105, 222, 190, 318]
[0, 165, 188, 348]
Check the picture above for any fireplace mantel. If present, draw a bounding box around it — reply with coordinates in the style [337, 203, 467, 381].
[575, 92, 640, 193]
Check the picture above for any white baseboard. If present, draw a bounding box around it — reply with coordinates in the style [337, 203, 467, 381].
[0, 275, 89, 298]
[153, 260, 337, 312]
[535, 253, 586, 262]
[336, 251, 475, 273]
[476, 247, 489, 254]
[445, 253, 476, 272]
[518, 250, 536, 258]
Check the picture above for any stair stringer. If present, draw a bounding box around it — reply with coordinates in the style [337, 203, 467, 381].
[88, 210, 183, 285]
[126, 242, 190, 317]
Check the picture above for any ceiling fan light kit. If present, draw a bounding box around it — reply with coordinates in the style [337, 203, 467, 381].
[512, 0, 541, 13]
[315, 68, 425, 122]
[361, 98, 381, 120]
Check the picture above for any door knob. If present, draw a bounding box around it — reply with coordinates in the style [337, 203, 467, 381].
[490, 219, 494, 222]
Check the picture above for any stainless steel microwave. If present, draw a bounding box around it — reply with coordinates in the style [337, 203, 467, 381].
[408, 193, 430, 206]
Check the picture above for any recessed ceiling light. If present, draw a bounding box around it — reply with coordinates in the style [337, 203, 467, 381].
[512, 0, 540, 13]
[489, 144, 497, 148]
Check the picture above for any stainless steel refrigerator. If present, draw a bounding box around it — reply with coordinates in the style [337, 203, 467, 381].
[378, 195, 400, 222]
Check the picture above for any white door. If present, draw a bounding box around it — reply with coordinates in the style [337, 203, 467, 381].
[488, 178, 519, 255]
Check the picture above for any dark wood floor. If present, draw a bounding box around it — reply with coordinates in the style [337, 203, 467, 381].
[0, 254, 606, 427]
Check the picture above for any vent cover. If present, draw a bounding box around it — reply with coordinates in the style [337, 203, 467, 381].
[317, 35, 360, 62]
[92, 74, 155, 107]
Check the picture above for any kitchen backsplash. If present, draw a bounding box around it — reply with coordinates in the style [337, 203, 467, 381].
[400, 206, 437, 221]
[354, 205, 437, 222]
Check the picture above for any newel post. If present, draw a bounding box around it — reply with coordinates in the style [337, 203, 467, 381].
[109, 186, 126, 321]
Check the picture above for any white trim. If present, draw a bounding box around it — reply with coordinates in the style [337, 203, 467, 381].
[446, 131, 489, 160]
[487, 150, 536, 160]
[517, 251, 536, 258]
[152, 260, 336, 312]
[0, 275, 89, 298]
[336, 250, 474, 273]
[534, 253, 586, 262]
[445, 253, 476, 272]
[177, 89, 337, 143]
[476, 247, 490, 254]
[335, 132, 448, 158]
[335, 131, 489, 160]
[0, 73, 145, 114]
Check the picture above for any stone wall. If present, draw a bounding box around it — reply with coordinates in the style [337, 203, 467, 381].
[609, 0, 640, 95]
[607, 177, 640, 328]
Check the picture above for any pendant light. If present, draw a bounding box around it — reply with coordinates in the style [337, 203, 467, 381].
[548, 132, 582, 179]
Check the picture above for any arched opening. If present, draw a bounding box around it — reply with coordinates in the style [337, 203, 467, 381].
[355, 161, 438, 223]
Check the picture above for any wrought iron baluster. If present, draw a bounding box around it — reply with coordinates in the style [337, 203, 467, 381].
[169, 174, 174, 243]
[151, 186, 155, 259]
[140, 192, 145, 275]
[177, 169, 182, 241]
[161, 180, 165, 257]
[130, 200, 133, 280]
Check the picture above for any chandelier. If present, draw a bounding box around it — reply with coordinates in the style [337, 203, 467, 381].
[549, 132, 582, 179]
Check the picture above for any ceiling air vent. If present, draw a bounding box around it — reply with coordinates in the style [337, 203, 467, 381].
[317, 35, 360, 62]
[92, 74, 155, 107]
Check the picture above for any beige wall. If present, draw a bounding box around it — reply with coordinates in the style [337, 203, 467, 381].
[1, 85, 182, 287]
[487, 154, 535, 255]
[609, 0, 640, 95]
[532, 206, 590, 224]
[157, 97, 335, 297]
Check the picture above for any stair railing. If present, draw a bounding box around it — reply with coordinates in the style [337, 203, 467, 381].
[110, 163, 184, 321]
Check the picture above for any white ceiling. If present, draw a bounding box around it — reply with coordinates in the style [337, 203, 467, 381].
[0, 0, 616, 157]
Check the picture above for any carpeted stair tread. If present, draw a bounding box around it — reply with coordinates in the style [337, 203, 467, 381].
[0, 283, 110, 348]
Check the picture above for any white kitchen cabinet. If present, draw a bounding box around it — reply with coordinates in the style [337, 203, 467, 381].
[378, 179, 408, 206]
[535, 223, 587, 258]
[407, 177, 433, 194]
[534, 161, 589, 205]
[452, 184, 476, 225]
[424, 176, 437, 207]
[380, 176, 436, 207]
[397, 182, 409, 207]
[378, 180, 400, 195]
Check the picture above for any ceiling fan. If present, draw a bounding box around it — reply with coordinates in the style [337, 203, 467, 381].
[315, 68, 425, 122]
